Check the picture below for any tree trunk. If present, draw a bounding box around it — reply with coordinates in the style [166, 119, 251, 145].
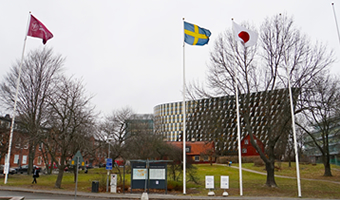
[265, 162, 277, 187]
[55, 156, 66, 188]
[28, 141, 36, 175]
[55, 167, 65, 188]
[323, 156, 332, 176]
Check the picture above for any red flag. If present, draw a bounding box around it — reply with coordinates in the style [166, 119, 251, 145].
[232, 21, 258, 47]
[27, 15, 53, 44]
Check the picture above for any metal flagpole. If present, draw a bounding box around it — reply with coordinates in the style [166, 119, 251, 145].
[332, 3, 340, 46]
[182, 18, 187, 195]
[4, 12, 31, 184]
[231, 18, 243, 196]
[285, 58, 302, 197]
[280, 13, 301, 197]
[235, 83, 243, 196]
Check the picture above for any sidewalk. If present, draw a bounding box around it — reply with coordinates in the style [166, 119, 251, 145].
[0, 185, 339, 200]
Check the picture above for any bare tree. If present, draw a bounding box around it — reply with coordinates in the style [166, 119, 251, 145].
[0, 118, 10, 162]
[43, 76, 96, 188]
[297, 75, 340, 176]
[0, 48, 64, 175]
[125, 126, 167, 160]
[188, 14, 334, 187]
[100, 107, 134, 161]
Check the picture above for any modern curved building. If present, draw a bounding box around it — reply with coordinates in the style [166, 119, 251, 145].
[154, 88, 294, 155]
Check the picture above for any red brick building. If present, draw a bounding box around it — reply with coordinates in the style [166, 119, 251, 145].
[0, 115, 106, 170]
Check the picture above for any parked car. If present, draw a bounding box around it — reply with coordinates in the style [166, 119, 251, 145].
[15, 165, 40, 174]
[86, 163, 93, 169]
[0, 165, 17, 175]
[15, 165, 29, 174]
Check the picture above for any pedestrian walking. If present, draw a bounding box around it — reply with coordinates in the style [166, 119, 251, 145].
[32, 166, 39, 184]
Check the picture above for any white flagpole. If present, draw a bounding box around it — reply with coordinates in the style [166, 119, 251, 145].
[286, 64, 302, 197]
[280, 13, 301, 197]
[182, 18, 187, 195]
[4, 12, 31, 184]
[235, 83, 243, 196]
[231, 18, 243, 196]
[332, 3, 340, 46]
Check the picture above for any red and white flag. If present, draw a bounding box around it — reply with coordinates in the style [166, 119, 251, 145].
[27, 15, 53, 44]
[233, 21, 258, 47]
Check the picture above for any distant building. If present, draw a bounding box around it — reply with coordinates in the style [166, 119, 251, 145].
[0, 114, 103, 169]
[241, 134, 265, 156]
[0, 114, 45, 169]
[154, 88, 294, 156]
[304, 122, 340, 166]
[125, 114, 154, 137]
[168, 141, 215, 163]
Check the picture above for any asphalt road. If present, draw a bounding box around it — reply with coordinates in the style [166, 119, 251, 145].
[0, 190, 96, 200]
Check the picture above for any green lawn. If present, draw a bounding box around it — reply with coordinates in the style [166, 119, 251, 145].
[1, 163, 339, 199]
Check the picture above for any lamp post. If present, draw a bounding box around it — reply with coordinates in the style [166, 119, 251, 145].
[106, 137, 113, 193]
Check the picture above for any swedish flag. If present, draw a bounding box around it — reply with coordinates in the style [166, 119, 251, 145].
[184, 21, 211, 46]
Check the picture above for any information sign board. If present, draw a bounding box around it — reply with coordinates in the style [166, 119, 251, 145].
[220, 176, 229, 189]
[106, 158, 113, 170]
[149, 169, 165, 180]
[205, 176, 214, 189]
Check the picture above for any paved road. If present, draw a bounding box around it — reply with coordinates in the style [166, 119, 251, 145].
[0, 190, 94, 200]
[0, 186, 339, 200]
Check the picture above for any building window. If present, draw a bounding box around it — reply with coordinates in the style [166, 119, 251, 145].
[194, 156, 200, 162]
[37, 156, 42, 165]
[242, 148, 247, 154]
[22, 155, 27, 164]
[15, 140, 21, 148]
[39, 143, 43, 151]
[14, 155, 19, 164]
[244, 139, 249, 145]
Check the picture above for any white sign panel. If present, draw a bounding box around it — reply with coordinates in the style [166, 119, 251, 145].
[133, 168, 147, 180]
[4, 163, 9, 175]
[205, 176, 214, 189]
[110, 174, 117, 193]
[221, 176, 229, 189]
[149, 169, 165, 180]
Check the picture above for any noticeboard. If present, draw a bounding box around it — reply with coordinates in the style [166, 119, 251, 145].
[130, 160, 168, 192]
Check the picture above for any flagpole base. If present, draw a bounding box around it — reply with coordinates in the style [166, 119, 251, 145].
[141, 192, 149, 200]
[208, 191, 215, 196]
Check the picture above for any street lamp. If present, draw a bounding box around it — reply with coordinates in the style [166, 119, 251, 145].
[106, 137, 113, 193]
[107, 137, 113, 160]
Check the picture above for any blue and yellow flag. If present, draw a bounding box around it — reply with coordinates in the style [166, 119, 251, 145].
[184, 21, 211, 46]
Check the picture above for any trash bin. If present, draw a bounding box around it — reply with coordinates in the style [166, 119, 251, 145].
[92, 181, 99, 193]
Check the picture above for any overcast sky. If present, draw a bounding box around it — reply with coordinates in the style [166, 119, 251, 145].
[1, 0, 340, 120]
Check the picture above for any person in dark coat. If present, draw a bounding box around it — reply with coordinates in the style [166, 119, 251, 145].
[32, 166, 39, 184]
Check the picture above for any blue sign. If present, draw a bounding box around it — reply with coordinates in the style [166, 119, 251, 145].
[106, 158, 113, 170]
